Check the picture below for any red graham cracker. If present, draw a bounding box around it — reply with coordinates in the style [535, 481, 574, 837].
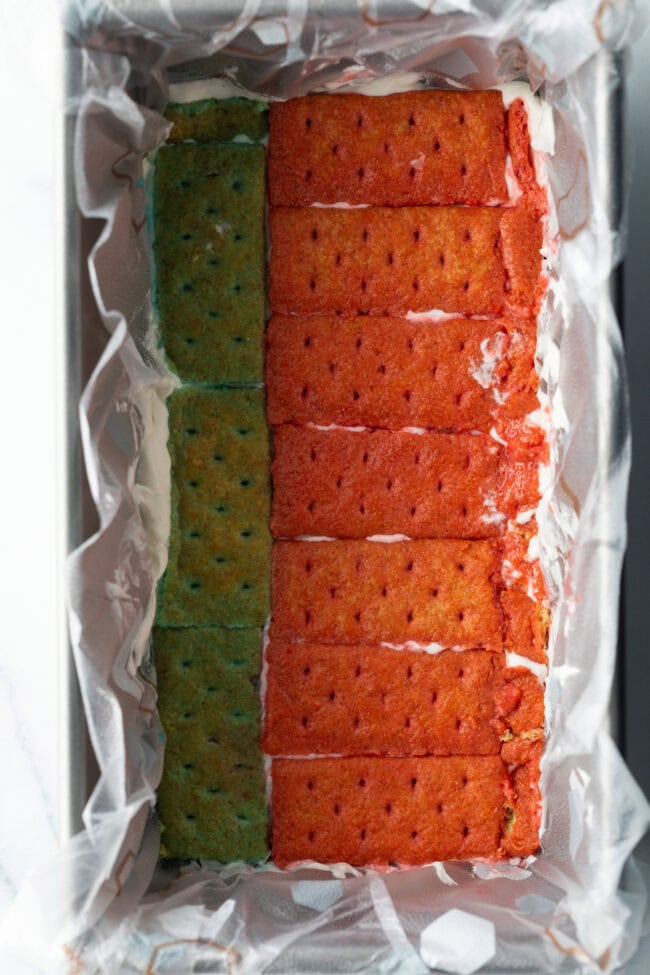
[269, 206, 506, 317]
[501, 201, 545, 318]
[502, 99, 548, 318]
[266, 315, 539, 431]
[268, 91, 508, 207]
[507, 98, 548, 214]
[271, 426, 502, 539]
[270, 539, 503, 649]
[265, 645, 504, 757]
[264, 645, 544, 759]
[498, 418, 547, 516]
[501, 740, 542, 858]
[501, 734, 540, 768]
[494, 666, 545, 738]
[502, 590, 549, 664]
[500, 518, 549, 664]
[501, 519, 547, 605]
[271, 755, 507, 867]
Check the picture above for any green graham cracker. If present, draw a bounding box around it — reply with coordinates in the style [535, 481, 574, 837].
[157, 385, 271, 627]
[152, 142, 265, 384]
[165, 97, 268, 144]
[155, 625, 268, 861]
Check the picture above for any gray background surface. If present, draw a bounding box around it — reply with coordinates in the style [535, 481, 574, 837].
[620, 14, 650, 973]
[623, 24, 650, 857]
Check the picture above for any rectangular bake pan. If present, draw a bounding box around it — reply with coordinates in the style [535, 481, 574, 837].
[59, 3, 646, 970]
[61, 30, 624, 837]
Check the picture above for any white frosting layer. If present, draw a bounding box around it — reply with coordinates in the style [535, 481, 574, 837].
[504, 153, 524, 206]
[499, 82, 555, 155]
[366, 534, 411, 542]
[405, 308, 457, 323]
[481, 491, 506, 526]
[506, 652, 548, 684]
[310, 201, 369, 209]
[328, 71, 427, 96]
[470, 331, 508, 403]
[489, 425, 508, 446]
[169, 78, 270, 102]
[380, 640, 459, 655]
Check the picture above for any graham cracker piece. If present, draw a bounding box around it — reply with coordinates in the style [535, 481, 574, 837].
[266, 315, 539, 430]
[270, 539, 502, 649]
[268, 91, 508, 206]
[155, 625, 268, 861]
[501, 590, 549, 664]
[165, 97, 267, 144]
[271, 755, 506, 867]
[271, 426, 502, 539]
[153, 142, 265, 383]
[500, 740, 542, 858]
[157, 386, 270, 628]
[264, 644, 502, 757]
[269, 206, 505, 317]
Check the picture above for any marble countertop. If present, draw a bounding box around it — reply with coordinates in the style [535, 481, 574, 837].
[0, 2, 61, 971]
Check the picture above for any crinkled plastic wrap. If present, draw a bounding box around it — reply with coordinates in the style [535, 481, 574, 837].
[9, 1, 650, 971]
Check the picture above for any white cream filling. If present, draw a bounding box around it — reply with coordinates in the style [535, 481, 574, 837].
[405, 308, 458, 323]
[504, 153, 524, 207]
[498, 82, 555, 155]
[470, 331, 509, 403]
[380, 640, 465, 655]
[307, 422, 368, 433]
[366, 534, 411, 542]
[481, 491, 506, 525]
[502, 559, 523, 585]
[515, 508, 536, 525]
[326, 71, 428, 97]
[310, 201, 370, 209]
[489, 425, 508, 446]
[169, 78, 272, 102]
[505, 652, 548, 684]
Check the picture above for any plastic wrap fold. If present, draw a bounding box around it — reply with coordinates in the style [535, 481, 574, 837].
[5, 1, 650, 971]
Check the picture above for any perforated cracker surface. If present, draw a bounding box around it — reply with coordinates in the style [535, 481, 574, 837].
[271, 755, 506, 866]
[268, 91, 508, 206]
[165, 97, 267, 144]
[264, 645, 502, 756]
[266, 315, 539, 430]
[153, 142, 265, 383]
[155, 626, 268, 861]
[269, 206, 505, 316]
[271, 539, 502, 648]
[157, 386, 270, 627]
[271, 426, 503, 539]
